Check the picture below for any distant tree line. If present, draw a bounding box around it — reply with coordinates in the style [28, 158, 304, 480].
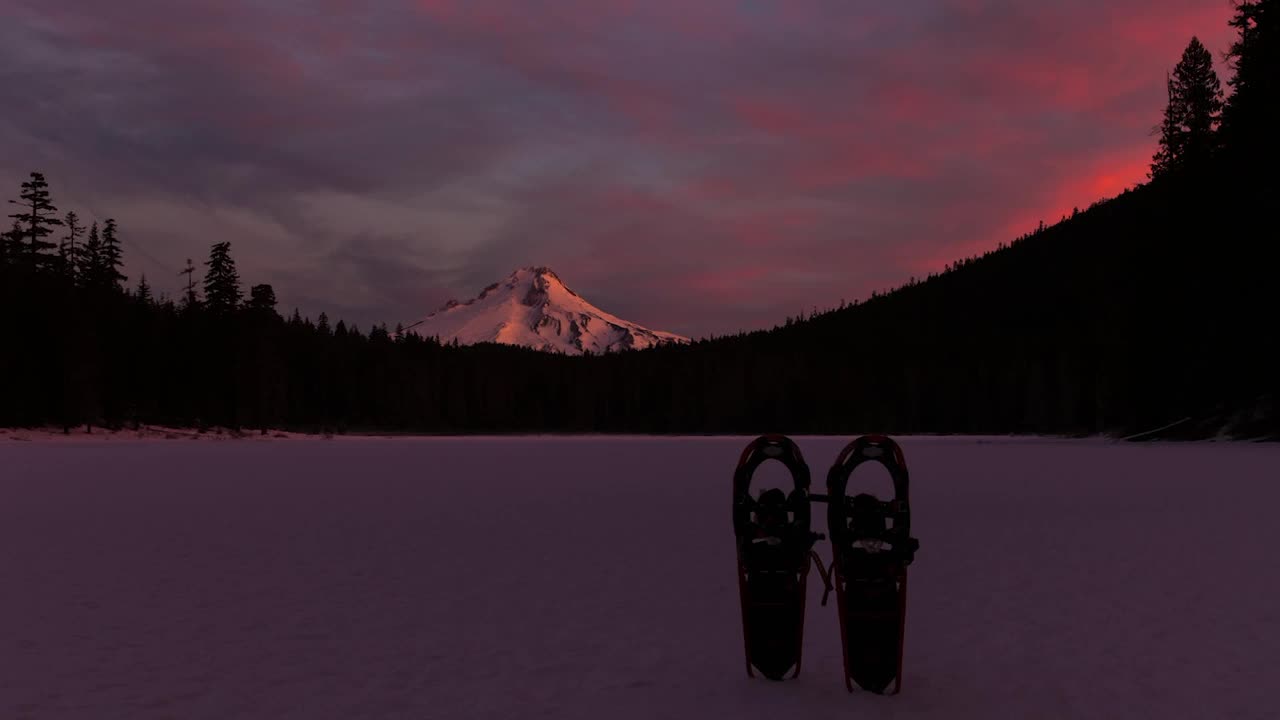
[1, 2, 1276, 438]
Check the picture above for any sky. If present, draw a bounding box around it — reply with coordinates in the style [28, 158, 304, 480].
[1, 0, 1237, 339]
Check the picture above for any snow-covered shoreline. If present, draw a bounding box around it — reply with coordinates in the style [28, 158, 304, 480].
[3, 426, 1272, 444]
[0, 425, 312, 442]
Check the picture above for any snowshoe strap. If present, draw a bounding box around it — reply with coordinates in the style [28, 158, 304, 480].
[809, 550, 835, 606]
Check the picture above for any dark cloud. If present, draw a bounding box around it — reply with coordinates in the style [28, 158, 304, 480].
[0, 0, 1237, 337]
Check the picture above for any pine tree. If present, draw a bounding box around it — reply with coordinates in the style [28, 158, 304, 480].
[135, 273, 152, 303]
[1178, 38, 1225, 165]
[248, 284, 278, 314]
[1151, 37, 1224, 178]
[81, 222, 103, 285]
[61, 211, 84, 280]
[180, 258, 199, 309]
[98, 218, 127, 290]
[317, 312, 331, 336]
[6, 172, 64, 269]
[1150, 75, 1179, 177]
[202, 241, 242, 313]
[1221, 0, 1279, 156]
[0, 220, 22, 268]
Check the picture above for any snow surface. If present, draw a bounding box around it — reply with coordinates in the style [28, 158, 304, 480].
[401, 267, 689, 354]
[2, 435, 1278, 719]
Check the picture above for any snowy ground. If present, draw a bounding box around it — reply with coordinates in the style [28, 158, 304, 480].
[2, 436, 1277, 719]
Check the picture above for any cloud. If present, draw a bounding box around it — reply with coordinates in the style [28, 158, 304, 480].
[0, 0, 1239, 336]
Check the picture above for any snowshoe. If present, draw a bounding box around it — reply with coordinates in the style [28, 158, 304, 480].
[732, 434, 822, 680]
[825, 435, 919, 694]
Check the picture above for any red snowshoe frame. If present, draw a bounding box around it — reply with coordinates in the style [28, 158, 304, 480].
[825, 434, 918, 695]
[732, 434, 829, 680]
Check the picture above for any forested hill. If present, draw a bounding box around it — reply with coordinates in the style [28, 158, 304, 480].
[695, 167, 1277, 438]
[2, 2, 1276, 438]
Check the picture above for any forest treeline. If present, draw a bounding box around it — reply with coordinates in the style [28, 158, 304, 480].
[2, 2, 1277, 438]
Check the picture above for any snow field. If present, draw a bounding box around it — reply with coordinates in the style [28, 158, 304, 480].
[2, 436, 1276, 719]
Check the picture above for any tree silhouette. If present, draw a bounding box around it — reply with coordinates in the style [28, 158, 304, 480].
[61, 211, 84, 280]
[7, 172, 63, 269]
[1151, 74, 1180, 177]
[180, 257, 199, 309]
[202, 242, 242, 313]
[1151, 37, 1223, 178]
[0, 220, 21, 268]
[99, 218, 127, 290]
[81, 222, 103, 284]
[1221, 0, 1279, 158]
[248, 283, 278, 315]
[136, 273, 152, 303]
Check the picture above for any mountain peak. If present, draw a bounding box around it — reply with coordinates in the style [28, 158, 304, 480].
[406, 268, 688, 355]
[517, 265, 559, 278]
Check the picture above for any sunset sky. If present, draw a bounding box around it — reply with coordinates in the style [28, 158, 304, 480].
[1, 0, 1236, 338]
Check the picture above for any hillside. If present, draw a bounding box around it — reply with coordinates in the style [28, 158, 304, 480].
[681, 170, 1278, 437]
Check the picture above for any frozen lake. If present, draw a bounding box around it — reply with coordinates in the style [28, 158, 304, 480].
[2, 436, 1278, 719]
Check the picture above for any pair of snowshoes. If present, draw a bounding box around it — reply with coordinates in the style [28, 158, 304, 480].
[732, 434, 920, 694]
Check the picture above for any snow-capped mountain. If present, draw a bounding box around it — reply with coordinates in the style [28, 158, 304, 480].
[401, 267, 689, 355]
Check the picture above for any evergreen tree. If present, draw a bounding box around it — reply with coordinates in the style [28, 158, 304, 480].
[180, 258, 199, 309]
[1221, 0, 1279, 156]
[1178, 37, 1225, 164]
[1150, 74, 1180, 178]
[98, 218, 127, 290]
[248, 284, 278, 315]
[61, 211, 84, 280]
[0, 220, 22, 267]
[1151, 37, 1224, 177]
[202, 242, 242, 313]
[81, 222, 103, 284]
[6, 172, 64, 269]
[136, 273, 152, 303]
[317, 312, 331, 336]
